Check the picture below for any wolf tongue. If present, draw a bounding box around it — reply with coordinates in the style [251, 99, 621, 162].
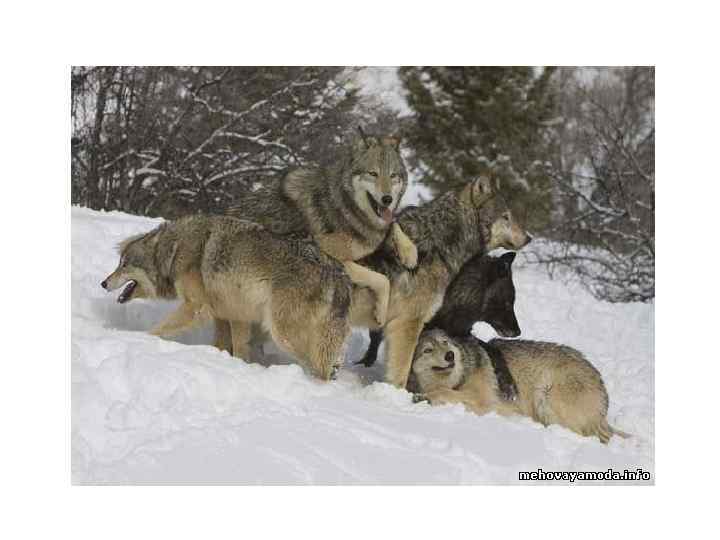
[382, 207, 393, 224]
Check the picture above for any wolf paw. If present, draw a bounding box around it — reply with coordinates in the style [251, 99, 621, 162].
[354, 354, 376, 367]
[396, 238, 418, 270]
[412, 393, 429, 404]
[373, 305, 387, 327]
[497, 378, 519, 402]
[330, 364, 340, 381]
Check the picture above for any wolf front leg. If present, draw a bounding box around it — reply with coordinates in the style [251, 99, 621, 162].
[391, 222, 418, 270]
[343, 261, 390, 326]
[150, 302, 210, 337]
[355, 329, 384, 367]
[422, 388, 496, 416]
[383, 317, 424, 388]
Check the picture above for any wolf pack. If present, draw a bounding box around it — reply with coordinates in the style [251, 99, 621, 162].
[101, 130, 629, 444]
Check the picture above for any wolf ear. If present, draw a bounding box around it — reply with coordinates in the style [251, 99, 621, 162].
[382, 135, 401, 151]
[470, 176, 496, 207]
[356, 126, 377, 150]
[116, 231, 147, 254]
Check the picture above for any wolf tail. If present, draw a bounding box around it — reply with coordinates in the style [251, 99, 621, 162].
[597, 421, 632, 443]
[610, 425, 632, 439]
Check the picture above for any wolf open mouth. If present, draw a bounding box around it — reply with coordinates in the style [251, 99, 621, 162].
[366, 192, 393, 224]
[431, 365, 453, 372]
[117, 280, 137, 304]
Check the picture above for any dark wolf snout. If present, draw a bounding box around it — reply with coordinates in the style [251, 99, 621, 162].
[444, 350, 455, 366]
[498, 326, 521, 338]
[496, 316, 521, 338]
[101, 279, 108, 290]
[381, 195, 393, 207]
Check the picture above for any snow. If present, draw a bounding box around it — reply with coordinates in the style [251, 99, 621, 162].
[72, 207, 653, 484]
[353, 67, 412, 117]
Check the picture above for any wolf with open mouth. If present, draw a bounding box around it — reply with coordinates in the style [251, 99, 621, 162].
[225, 130, 418, 328]
[101, 215, 353, 381]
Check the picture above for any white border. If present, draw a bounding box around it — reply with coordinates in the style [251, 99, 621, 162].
[2, 1, 717, 538]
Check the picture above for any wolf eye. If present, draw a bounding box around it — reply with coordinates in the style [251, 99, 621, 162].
[367, 171, 379, 178]
[503, 212, 511, 221]
[390, 172, 398, 179]
[424, 348, 433, 354]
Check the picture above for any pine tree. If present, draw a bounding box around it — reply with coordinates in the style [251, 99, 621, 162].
[399, 67, 559, 229]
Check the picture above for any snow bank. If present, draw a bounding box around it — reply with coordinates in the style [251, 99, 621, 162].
[72, 207, 653, 484]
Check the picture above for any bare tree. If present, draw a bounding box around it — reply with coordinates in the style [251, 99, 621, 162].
[71, 67, 359, 218]
[531, 67, 654, 303]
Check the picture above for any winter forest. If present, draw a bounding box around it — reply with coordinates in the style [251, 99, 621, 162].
[71, 66, 654, 303]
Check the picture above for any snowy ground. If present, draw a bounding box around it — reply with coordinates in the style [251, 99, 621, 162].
[71, 207, 654, 484]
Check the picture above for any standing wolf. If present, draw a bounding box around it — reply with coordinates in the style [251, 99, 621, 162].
[411, 330, 631, 444]
[226, 131, 417, 326]
[101, 215, 352, 380]
[356, 251, 522, 401]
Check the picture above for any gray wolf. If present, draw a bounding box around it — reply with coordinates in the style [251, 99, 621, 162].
[101, 215, 352, 380]
[411, 329, 631, 444]
[357, 251, 521, 401]
[226, 132, 417, 327]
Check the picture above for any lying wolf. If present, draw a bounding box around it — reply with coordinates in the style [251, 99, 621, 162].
[101, 215, 352, 380]
[226, 132, 417, 326]
[356, 251, 522, 401]
[411, 329, 631, 444]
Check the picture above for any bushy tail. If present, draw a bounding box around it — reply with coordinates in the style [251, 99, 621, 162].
[597, 421, 632, 444]
[610, 425, 632, 439]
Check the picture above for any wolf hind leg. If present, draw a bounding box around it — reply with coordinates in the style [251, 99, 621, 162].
[268, 313, 345, 381]
[214, 318, 233, 354]
[343, 261, 390, 326]
[309, 320, 350, 381]
[229, 320, 254, 361]
[383, 317, 424, 388]
[150, 302, 211, 338]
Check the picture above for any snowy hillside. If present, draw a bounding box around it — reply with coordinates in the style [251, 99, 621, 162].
[71, 207, 654, 484]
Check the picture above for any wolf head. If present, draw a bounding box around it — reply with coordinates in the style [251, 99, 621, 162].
[479, 252, 521, 338]
[101, 227, 171, 303]
[412, 329, 465, 393]
[347, 132, 407, 229]
[460, 176, 532, 251]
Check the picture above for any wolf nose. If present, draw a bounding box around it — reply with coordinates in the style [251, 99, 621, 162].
[445, 351, 455, 365]
[101, 279, 108, 290]
[381, 195, 393, 207]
